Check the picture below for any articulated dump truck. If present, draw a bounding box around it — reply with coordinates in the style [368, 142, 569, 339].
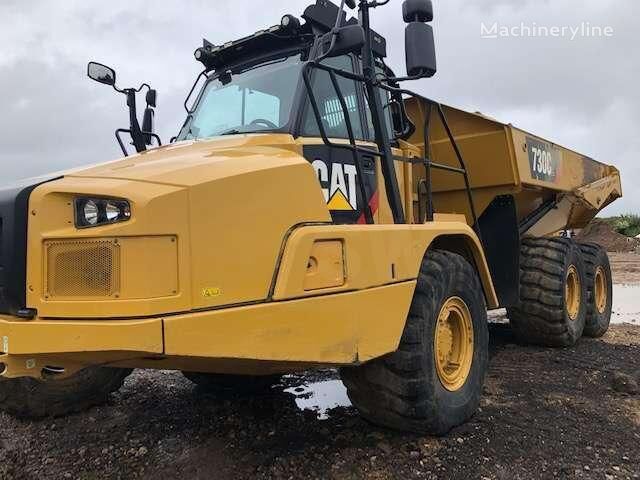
[0, 0, 621, 434]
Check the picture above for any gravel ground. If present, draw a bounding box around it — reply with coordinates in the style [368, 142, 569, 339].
[1, 322, 638, 480]
[1, 255, 639, 479]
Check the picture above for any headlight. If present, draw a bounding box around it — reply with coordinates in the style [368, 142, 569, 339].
[74, 197, 131, 228]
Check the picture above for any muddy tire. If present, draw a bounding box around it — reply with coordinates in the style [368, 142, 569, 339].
[508, 237, 587, 347]
[0, 367, 132, 419]
[182, 372, 281, 394]
[579, 243, 612, 338]
[340, 250, 488, 436]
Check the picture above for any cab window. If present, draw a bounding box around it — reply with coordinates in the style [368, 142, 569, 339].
[302, 55, 365, 140]
[178, 54, 302, 140]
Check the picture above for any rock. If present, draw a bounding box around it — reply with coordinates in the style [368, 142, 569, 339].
[135, 446, 148, 457]
[410, 451, 420, 459]
[456, 438, 464, 444]
[611, 372, 639, 394]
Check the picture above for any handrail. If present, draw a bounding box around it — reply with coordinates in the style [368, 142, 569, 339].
[301, 61, 480, 239]
[302, 62, 376, 224]
[376, 82, 480, 230]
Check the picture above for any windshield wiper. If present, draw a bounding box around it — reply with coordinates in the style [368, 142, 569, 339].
[218, 128, 243, 136]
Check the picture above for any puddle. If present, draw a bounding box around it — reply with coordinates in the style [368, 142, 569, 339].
[610, 284, 640, 325]
[284, 380, 351, 419]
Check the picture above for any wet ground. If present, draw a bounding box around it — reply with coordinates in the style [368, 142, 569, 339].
[1, 255, 639, 479]
[611, 285, 640, 326]
[1, 323, 638, 480]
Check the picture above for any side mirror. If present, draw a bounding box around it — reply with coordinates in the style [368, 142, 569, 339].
[87, 62, 116, 86]
[146, 89, 157, 108]
[321, 25, 365, 58]
[142, 107, 155, 145]
[405, 22, 437, 77]
[402, 0, 433, 23]
[143, 90, 159, 145]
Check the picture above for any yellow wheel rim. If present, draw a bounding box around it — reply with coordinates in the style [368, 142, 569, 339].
[565, 265, 581, 320]
[434, 297, 474, 392]
[594, 266, 607, 314]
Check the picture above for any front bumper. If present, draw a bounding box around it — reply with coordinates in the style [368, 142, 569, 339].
[0, 317, 163, 378]
[0, 281, 416, 379]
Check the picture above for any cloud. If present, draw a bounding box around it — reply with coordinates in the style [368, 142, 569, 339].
[0, 0, 637, 215]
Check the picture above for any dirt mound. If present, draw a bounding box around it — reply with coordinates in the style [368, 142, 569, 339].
[578, 219, 640, 252]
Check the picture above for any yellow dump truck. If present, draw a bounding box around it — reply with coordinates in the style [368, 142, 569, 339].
[0, 0, 621, 434]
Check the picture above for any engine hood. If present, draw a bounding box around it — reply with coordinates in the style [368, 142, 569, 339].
[68, 134, 305, 187]
[25, 132, 332, 317]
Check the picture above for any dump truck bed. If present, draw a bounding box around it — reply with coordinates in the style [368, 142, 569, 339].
[405, 99, 622, 236]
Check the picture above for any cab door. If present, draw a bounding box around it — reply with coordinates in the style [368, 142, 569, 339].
[297, 55, 379, 225]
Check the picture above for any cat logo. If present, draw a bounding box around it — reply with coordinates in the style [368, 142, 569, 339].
[312, 159, 358, 211]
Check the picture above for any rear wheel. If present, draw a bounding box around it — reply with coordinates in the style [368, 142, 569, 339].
[0, 367, 132, 419]
[340, 250, 488, 435]
[508, 237, 587, 347]
[579, 243, 613, 338]
[182, 372, 281, 394]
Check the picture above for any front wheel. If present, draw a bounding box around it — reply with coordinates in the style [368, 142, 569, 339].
[0, 367, 132, 419]
[340, 250, 489, 435]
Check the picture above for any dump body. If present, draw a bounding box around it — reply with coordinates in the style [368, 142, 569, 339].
[405, 99, 622, 236]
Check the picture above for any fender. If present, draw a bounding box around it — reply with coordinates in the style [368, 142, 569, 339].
[272, 219, 498, 308]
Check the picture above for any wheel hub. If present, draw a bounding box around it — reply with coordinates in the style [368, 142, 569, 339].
[565, 265, 581, 320]
[594, 266, 607, 314]
[434, 297, 474, 392]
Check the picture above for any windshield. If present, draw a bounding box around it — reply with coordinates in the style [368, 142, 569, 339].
[178, 54, 304, 140]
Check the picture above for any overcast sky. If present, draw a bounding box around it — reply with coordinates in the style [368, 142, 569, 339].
[1, 0, 637, 215]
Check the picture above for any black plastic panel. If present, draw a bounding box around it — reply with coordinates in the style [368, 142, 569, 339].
[303, 144, 377, 224]
[477, 195, 520, 308]
[0, 175, 58, 315]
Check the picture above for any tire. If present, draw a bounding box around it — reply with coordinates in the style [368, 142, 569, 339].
[182, 372, 281, 394]
[508, 237, 587, 347]
[0, 367, 132, 419]
[340, 250, 489, 436]
[579, 243, 613, 338]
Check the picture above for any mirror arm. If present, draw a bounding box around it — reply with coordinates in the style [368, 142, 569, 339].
[141, 132, 162, 147]
[316, 0, 348, 62]
[362, 0, 390, 7]
[124, 89, 147, 153]
[378, 72, 429, 84]
[136, 83, 151, 93]
[115, 129, 131, 157]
